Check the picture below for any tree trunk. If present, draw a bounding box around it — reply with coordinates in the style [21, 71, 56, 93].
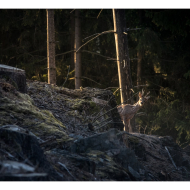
[112, 9, 127, 104]
[47, 9, 56, 85]
[70, 13, 75, 70]
[137, 10, 143, 90]
[137, 50, 142, 88]
[74, 10, 82, 89]
[113, 9, 133, 132]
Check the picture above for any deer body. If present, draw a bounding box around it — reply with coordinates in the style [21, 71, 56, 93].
[117, 90, 150, 132]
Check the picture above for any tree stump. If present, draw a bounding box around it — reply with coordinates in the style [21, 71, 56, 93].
[0, 64, 27, 93]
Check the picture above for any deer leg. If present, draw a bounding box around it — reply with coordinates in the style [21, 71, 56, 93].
[123, 118, 129, 132]
[128, 120, 133, 133]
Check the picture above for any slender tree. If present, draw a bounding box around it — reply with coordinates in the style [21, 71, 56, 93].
[112, 9, 126, 104]
[113, 9, 133, 131]
[137, 51, 142, 88]
[137, 10, 143, 90]
[74, 9, 82, 89]
[70, 12, 75, 70]
[47, 9, 56, 84]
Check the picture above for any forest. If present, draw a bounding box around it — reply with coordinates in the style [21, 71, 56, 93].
[1, 9, 190, 147]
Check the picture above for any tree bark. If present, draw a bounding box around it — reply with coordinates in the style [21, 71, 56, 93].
[137, 9, 143, 90]
[70, 13, 75, 70]
[74, 10, 82, 89]
[113, 9, 133, 132]
[137, 50, 142, 88]
[47, 9, 56, 85]
[112, 9, 127, 104]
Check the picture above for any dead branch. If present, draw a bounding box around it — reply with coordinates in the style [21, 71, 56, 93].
[165, 146, 178, 170]
[97, 9, 103, 19]
[62, 65, 70, 87]
[113, 87, 120, 95]
[95, 120, 113, 131]
[104, 87, 119, 90]
[133, 84, 149, 88]
[81, 50, 116, 60]
[81, 76, 102, 86]
[93, 117, 112, 128]
[0, 149, 15, 159]
[70, 9, 75, 14]
[76, 30, 115, 53]
[58, 162, 77, 180]
[91, 95, 115, 123]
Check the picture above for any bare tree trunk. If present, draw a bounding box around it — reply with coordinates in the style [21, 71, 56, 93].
[74, 9, 82, 89]
[113, 9, 133, 132]
[137, 51, 142, 88]
[124, 22, 134, 132]
[112, 9, 127, 104]
[70, 13, 75, 70]
[47, 9, 56, 84]
[137, 10, 143, 90]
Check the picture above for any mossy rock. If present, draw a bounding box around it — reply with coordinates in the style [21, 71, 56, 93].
[0, 91, 69, 142]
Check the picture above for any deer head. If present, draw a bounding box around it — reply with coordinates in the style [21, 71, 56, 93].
[138, 89, 150, 106]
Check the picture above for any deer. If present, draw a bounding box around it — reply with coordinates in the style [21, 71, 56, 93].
[117, 89, 150, 132]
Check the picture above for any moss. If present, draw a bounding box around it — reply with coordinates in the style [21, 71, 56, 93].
[66, 111, 84, 122]
[128, 136, 139, 144]
[69, 99, 86, 111]
[18, 93, 34, 105]
[89, 101, 100, 113]
[0, 92, 68, 141]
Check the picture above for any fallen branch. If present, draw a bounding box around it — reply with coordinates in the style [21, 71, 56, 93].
[95, 120, 113, 131]
[0, 149, 15, 158]
[91, 95, 115, 123]
[165, 146, 178, 170]
[58, 162, 77, 180]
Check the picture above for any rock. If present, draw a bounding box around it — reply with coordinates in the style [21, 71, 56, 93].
[0, 173, 48, 181]
[0, 126, 65, 181]
[128, 166, 141, 181]
[1, 79, 190, 181]
[113, 148, 142, 172]
[0, 160, 48, 181]
[0, 64, 27, 93]
[69, 128, 124, 153]
[69, 128, 144, 180]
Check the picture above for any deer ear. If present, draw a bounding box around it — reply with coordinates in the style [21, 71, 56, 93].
[139, 92, 142, 97]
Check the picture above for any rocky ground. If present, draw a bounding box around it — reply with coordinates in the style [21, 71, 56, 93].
[0, 78, 190, 181]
